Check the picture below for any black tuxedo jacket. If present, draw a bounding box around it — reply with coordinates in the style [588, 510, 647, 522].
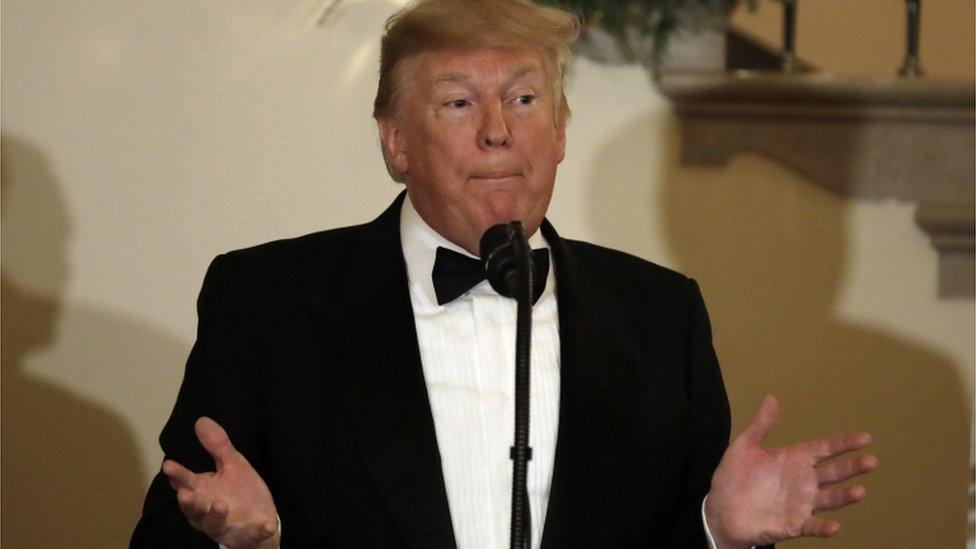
[131, 193, 731, 548]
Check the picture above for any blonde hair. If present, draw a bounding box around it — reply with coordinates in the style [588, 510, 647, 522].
[373, 0, 581, 182]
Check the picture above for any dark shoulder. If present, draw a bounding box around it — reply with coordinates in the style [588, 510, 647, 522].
[562, 238, 691, 290]
[205, 221, 371, 292]
[225, 223, 365, 265]
[560, 237, 704, 323]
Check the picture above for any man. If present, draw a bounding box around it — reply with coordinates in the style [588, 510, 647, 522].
[131, 0, 876, 547]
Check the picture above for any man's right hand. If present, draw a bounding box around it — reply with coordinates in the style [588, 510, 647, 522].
[162, 417, 280, 549]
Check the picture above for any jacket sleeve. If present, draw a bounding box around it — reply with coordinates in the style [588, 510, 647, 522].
[130, 254, 269, 548]
[664, 278, 732, 547]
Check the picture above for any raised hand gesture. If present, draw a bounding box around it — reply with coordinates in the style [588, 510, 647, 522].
[162, 417, 280, 549]
[705, 395, 877, 548]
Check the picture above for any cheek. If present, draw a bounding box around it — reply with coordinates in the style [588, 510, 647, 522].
[425, 133, 470, 173]
[525, 141, 562, 178]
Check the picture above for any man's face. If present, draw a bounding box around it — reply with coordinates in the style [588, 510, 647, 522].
[379, 48, 566, 255]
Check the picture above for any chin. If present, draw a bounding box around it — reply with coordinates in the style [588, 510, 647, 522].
[481, 211, 526, 231]
[483, 214, 545, 243]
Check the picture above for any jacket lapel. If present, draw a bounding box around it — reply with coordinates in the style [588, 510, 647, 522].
[540, 221, 639, 548]
[305, 193, 457, 549]
[303, 203, 638, 548]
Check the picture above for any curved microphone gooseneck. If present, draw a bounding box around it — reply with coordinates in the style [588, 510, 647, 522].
[480, 222, 535, 549]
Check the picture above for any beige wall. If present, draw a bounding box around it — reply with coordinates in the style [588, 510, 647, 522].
[2, 0, 973, 546]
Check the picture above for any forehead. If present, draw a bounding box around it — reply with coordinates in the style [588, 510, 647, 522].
[416, 47, 551, 90]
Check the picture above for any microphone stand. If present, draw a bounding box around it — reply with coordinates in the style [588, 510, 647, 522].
[509, 224, 533, 549]
[480, 222, 534, 549]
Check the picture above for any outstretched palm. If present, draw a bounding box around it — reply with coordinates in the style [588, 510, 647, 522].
[705, 395, 877, 548]
[162, 417, 280, 549]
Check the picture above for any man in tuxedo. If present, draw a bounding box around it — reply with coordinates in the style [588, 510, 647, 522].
[131, 0, 876, 547]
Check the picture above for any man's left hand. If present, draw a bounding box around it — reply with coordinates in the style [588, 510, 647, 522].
[704, 395, 877, 548]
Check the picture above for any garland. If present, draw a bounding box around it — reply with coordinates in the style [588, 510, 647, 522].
[536, 0, 788, 67]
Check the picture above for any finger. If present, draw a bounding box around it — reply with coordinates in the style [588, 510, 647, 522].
[815, 484, 867, 511]
[233, 517, 279, 543]
[195, 417, 236, 468]
[800, 516, 840, 538]
[176, 487, 211, 520]
[197, 499, 231, 538]
[162, 459, 197, 490]
[816, 454, 878, 486]
[742, 394, 779, 443]
[803, 431, 872, 463]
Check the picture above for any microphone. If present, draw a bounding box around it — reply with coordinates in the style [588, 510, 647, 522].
[480, 222, 535, 299]
[480, 221, 534, 549]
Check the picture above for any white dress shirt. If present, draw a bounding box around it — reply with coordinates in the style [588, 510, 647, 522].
[400, 194, 560, 549]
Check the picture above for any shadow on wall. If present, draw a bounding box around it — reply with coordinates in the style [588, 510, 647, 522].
[584, 114, 969, 548]
[0, 134, 184, 546]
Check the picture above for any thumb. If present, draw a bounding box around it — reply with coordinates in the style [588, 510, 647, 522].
[742, 394, 779, 444]
[195, 417, 236, 468]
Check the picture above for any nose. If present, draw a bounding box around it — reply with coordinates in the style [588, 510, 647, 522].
[478, 103, 511, 149]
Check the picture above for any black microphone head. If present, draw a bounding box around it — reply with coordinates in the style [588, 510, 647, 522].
[480, 221, 532, 299]
[479, 223, 515, 260]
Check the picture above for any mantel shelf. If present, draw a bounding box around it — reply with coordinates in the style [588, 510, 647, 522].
[659, 70, 975, 297]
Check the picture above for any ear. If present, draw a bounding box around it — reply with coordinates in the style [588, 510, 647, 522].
[377, 117, 408, 174]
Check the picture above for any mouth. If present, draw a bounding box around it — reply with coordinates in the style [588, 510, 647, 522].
[470, 171, 522, 181]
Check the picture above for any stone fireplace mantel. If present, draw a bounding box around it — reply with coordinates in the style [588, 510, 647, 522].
[659, 70, 975, 297]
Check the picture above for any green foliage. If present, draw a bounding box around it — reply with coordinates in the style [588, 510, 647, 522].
[536, 0, 790, 66]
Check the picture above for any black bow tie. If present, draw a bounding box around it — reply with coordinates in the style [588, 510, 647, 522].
[432, 246, 550, 306]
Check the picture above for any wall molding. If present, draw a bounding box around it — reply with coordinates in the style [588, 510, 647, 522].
[659, 70, 975, 297]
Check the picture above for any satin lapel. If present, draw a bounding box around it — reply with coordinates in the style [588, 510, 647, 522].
[539, 221, 639, 548]
[305, 194, 457, 549]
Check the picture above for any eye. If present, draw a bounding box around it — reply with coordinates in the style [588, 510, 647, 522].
[513, 94, 535, 106]
[448, 98, 470, 108]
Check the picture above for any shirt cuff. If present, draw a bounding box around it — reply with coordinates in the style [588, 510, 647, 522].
[702, 494, 719, 549]
[702, 495, 757, 549]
